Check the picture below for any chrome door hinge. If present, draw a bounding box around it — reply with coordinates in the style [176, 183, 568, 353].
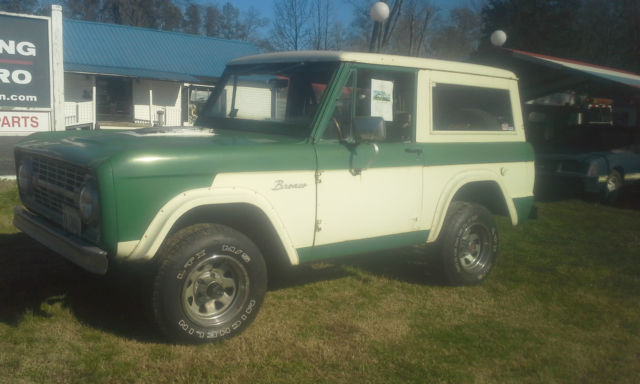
[315, 171, 322, 184]
[315, 219, 322, 232]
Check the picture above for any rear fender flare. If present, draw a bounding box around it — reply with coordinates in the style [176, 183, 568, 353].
[427, 170, 517, 243]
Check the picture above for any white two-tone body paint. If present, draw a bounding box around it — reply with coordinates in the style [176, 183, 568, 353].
[116, 159, 533, 264]
[117, 170, 315, 264]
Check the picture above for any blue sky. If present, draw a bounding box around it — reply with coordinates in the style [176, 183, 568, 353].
[202, 0, 470, 28]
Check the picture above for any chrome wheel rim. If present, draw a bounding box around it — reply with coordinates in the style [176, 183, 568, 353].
[182, 254, 249, 327]
[606, 174, 620, 192]
[456, 223, 492, 274]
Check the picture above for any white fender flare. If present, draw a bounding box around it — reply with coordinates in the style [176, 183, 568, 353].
[426, 169, 518, 243]
[115, 186, 300, 265]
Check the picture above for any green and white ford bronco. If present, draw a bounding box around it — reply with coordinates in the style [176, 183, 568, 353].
[13, 51, 535, 343]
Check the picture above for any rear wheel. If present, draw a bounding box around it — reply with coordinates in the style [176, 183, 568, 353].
[437, 202, 498, 285]
[152, 224, 267, 344]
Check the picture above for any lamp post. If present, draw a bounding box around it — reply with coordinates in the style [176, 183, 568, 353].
[369, 1, 390, 53]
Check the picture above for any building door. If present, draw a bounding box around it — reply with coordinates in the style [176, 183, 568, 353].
[96, 76, 132, 122]
[187, 86, 214, 124]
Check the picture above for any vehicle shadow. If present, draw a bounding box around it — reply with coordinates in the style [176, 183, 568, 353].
[0, 233, 75, 325]
[268, 244, 445, 291]
[266, 262, 353, 290]
[337, 245, 446, 285]
[535, 183, 640, 210]
[613, 185, 640, 210]
[0, 232, 441, 343]
[0, 232, 162, 343]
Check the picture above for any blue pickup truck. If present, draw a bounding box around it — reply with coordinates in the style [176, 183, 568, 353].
[531, 122, 640, 202]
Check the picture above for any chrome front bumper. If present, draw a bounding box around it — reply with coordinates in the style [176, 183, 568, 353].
[13, 206, 108, 274]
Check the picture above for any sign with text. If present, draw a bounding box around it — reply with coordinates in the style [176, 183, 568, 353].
[0, 13, 51, 108]
[0, 111, 50, 133]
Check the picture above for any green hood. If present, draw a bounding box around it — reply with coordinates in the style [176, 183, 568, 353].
[16, 126, 315, 247]
[16, 126, 303, 173]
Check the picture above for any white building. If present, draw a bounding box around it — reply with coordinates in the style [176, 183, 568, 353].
[62, 19, 260, 129]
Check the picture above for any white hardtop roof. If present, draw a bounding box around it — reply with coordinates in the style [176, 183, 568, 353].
[229, 51, 517, 80]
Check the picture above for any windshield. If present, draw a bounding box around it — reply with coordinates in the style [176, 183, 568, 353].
[196, 62, 339, 138]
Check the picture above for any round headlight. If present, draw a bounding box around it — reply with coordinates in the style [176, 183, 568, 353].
[79, 179, 99, 223]
[18, 159, 33, 195]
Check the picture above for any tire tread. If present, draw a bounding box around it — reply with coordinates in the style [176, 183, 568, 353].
[152, 223, 266, 344]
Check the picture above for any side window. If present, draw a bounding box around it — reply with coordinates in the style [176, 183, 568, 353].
[323, 68, 415, 142]
[433, 84, 514, 132]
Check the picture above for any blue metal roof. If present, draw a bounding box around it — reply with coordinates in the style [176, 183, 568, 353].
[63, 19, 260, 82]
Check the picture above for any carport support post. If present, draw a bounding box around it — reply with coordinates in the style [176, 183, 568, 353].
[92, 76, 96, 128]
[149, 87, 153, 125]
[177, 85, 182, 126]
[51, 5, 65, 131]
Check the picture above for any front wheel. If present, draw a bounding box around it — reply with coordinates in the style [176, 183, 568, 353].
[152, 224, 267, 344]
[437, 202, 498, 286]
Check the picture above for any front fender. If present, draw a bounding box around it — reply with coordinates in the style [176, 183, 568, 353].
[116, 186, 300, 265]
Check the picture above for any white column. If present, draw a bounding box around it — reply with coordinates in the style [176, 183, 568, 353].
[177, 84, 183, 126]
[50, 5, 65, 131]
[92, 76, 96, 128]
[149, 87, 153, 125]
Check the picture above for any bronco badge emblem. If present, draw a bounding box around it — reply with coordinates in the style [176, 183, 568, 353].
[272, 179, 307, 191]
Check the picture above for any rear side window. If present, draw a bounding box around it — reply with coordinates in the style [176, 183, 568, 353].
[433, 84, 514, 132]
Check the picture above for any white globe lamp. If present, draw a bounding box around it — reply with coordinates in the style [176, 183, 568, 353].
[490, 30, 507, 47]
[370, 1, 390, 23]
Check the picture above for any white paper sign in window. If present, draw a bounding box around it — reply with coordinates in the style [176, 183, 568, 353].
[370, 79, 394, 121]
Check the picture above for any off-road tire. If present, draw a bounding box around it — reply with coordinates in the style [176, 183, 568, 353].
[152, 223, 267, 344]
[438, 202, 498, 286]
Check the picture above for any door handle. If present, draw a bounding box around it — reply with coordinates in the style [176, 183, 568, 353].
[405, 148, 423, 155]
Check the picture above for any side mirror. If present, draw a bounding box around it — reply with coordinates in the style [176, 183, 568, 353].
[354, 116, 386, 142]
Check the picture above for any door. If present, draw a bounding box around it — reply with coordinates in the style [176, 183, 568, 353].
[95, 76, 132, 122]
[312, 66, 424, 257]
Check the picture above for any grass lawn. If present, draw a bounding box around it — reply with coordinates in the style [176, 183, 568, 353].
[0, 179, 639, 383]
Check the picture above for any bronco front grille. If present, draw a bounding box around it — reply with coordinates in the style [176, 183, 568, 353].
[29, 155, 87, 225]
